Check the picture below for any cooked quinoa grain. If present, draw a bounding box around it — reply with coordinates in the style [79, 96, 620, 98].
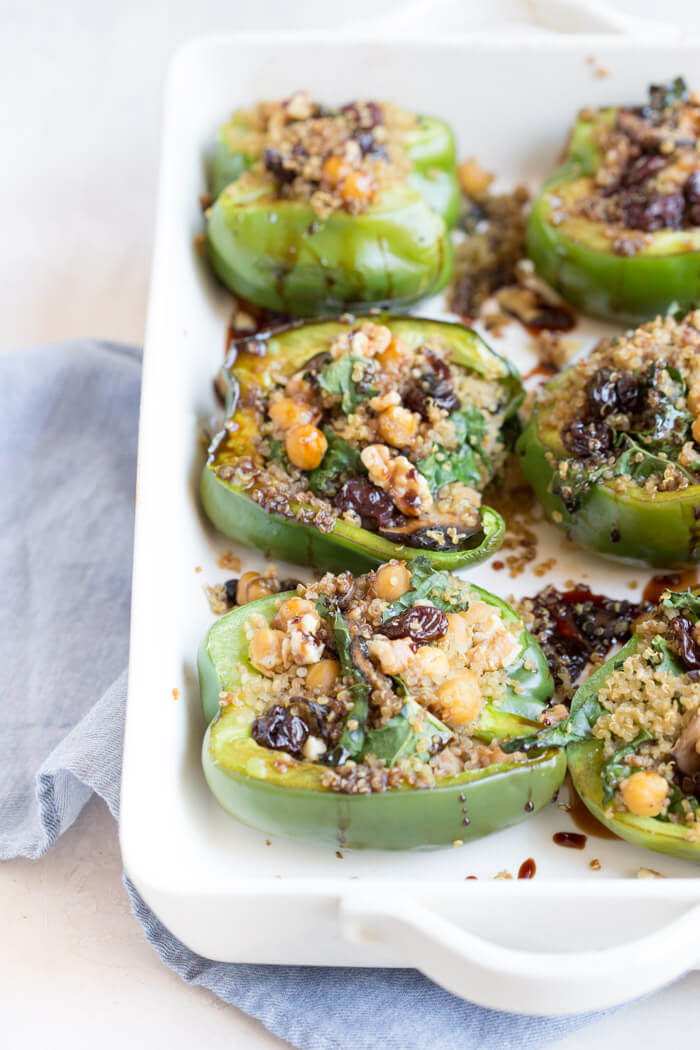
[220, 562, 538, 794]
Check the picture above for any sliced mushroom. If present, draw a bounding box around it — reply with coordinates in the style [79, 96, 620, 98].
[379, 511, 484, 551]
[349, 637, 395, 702]
[672, 710, 700, 776]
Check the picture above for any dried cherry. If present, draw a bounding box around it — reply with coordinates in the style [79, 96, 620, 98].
[403, 348, 460, 419]
[621, 190, 684, 232]
[333, 478, 398, 530]
[251, 704, 309, 756]
[670, 616, 700, 670]
[562, 419, 613, 458]
[341, 101, 383, 129]
[685, 171, 700, 226]
[379, 605, 449, 644]
[263, 148, 296, 184]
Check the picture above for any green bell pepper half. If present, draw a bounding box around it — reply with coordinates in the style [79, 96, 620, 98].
[527, 107, 700, 325]
[205, 107, 458, 315]
[198, 588, 563, 849]
[202, 315, 521, 573]
[517, 368, 700, 567]
[510, 615, 700, 863]
[210, 110, 460, 227]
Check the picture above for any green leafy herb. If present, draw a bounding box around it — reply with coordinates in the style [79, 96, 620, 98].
[636, 409, 691, 455]
[416, 406, 489, 492]
[648, 636, 688, 675]
[266, 438, 291, 469]
[554, 430, 697, 513]
[317, 592, 452, 766]
[662, 590, 700, 622]
[330, 609, 370, 759]
[317, 355, 378, 414]
[504, 635, 643, 753]
[600, 729, 652, 805]
[502, 694, 604, 753]
[665, 783, 699, 820]
[306, 430, 365, 495]
[363, 700, 452, 766]
[381, 557, 466, 620]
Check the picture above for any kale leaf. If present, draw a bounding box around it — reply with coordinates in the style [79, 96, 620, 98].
[266, 438, 291, 469]
[416, 406, 489, 492]
[381, 556, 465, 620]
[317, 592, 452, 766]
[332, 609, 370, 758]
[502, 694, 605, 753]
[599, 728, 653, 804]
[662, 589, 700, 622]
[317, 355, 378, 414]
[665, 783, 699, 820]
[306, 430, 365, 496]
[502, 635, 642, 753]
[363, 700, 452, 766]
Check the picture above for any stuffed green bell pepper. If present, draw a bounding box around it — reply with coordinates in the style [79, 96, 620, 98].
[205, 92, 458, 315]
[517, 311, 700, 566]
[528, 77, 700, 324]
[199, 558, 564, 849]
[202, 315, 523, 573]
[508, 588, 700, 863]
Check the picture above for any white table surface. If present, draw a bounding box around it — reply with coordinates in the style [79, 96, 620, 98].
[3, 1, 700, 1046]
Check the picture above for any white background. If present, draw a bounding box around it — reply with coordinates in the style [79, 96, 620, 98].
[3, 1, 700, 1047]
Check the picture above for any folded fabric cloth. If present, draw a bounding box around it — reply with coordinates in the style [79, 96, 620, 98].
[0, 340, 613, 1048]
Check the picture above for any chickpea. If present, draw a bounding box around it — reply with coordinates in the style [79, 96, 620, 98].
[248, 627, 286, 675]
[340, 170, 375, 205]
[237, 571, 274, 605]
[269, 397, 317, 431]
[687, 379, 700, 415]
[278, 596, 316, 625]
[285, 424, 328, 471]
[321, 155, 348, 187]
[376, 336, 407, 372]
[372, 562, 411, 602]
[435, 671, 481, 726]
[409, 646, 450, 683]
[693, 416, 700, 444]
[306, 658, 341, 693]
[377, 405, 419, 448]
[620, 771, 668, 817]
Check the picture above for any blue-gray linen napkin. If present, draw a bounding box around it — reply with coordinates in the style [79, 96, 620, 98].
[1, 339, 615, 1049]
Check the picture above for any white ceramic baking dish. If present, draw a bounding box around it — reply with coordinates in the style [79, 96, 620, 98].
[120, 31, 700, 1015]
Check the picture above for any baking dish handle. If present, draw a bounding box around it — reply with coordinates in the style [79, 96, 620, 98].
[339, 893, 700, 1015]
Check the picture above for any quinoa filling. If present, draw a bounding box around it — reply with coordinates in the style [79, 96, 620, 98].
[541, 312, 700, 510]
[589, 589, 700, 829]
[213, 321, 520, 551]
[220, 559, 533, 794]
[219, 91, 417, 218]
[556, 78, 700, 254]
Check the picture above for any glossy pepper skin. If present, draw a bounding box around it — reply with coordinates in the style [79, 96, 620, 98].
[517, 369, 700, 567]
[566, 634, 700, 863]
[202, 316, 520, 574]
[198, 591, 564, 850]
[205, 112, 458, 315]
[527, 109, 700, 325]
